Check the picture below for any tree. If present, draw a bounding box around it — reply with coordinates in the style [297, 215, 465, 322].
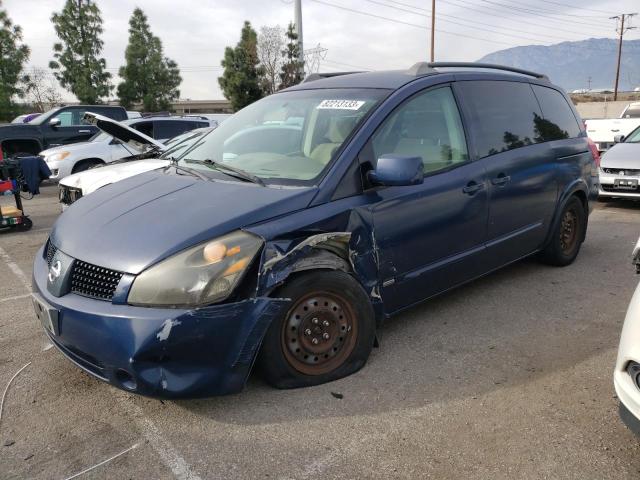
[218, 21, 265, 111]
[49, 0, 111, 104]
[117, 8, 181, 112]
[258, 25, 284, 95]
[25, 67, 63, 112]
[279, 22, 304, 90]
[0, 0, 30, 121]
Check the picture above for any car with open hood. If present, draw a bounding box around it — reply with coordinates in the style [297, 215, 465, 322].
[598, 125, 640, 199]
[41, 115, 210, 181]
[32, 62, 598, 398]
[58, 115, 215, 209]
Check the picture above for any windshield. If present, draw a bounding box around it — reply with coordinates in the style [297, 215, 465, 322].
[177, 88, 388, 185]
[622, 106, 640, 118]
[626, 126, 640, 143]
[160, 128, 212, 159]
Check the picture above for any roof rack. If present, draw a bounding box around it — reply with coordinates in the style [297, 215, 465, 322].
[302, 71, 364, 83]
[408, 62, 548, 80]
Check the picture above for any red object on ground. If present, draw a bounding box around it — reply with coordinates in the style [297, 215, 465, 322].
[0, 180, 12, 193]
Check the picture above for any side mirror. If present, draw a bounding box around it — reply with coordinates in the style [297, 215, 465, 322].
[368, 154, 423, 187]
[614, 134, 625, 144]
[49, 117, 61, 128]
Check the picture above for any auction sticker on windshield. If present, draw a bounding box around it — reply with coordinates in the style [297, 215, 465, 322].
[317, 100, 366, 110]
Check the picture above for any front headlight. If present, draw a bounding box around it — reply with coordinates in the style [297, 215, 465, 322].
[46, 151, 70, 162]
[128, 230, 263, 307]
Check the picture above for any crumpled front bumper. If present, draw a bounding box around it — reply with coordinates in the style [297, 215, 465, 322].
[33, 246, 288, 398]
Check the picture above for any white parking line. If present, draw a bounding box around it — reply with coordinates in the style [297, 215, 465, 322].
[0, 293, 32, 303]
[0, 244, 202, 480]
[0, 245, 31, 290]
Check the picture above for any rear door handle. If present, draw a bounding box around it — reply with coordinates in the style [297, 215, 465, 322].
[462, 181, 484, 195]
[491, 174, 511, 186]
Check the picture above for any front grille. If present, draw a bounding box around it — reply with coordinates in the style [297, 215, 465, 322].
[46, 240, 57, 266]
[70, 260, 123, 301]
[602, 167, 640, 176]
[59, 185, 83, 205]
[601, 184, 639, 193]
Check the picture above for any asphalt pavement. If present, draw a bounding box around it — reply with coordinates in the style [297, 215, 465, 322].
[1, 184, 640, 480]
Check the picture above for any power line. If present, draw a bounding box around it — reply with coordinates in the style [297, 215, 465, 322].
[362, 0, 578, 43]
[536, 0, 614, 15]
[309, 0, 518, 47]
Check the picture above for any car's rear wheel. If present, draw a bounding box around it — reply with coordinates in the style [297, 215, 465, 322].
[540, 196, 585, 266]
[258, 270, 375, 389]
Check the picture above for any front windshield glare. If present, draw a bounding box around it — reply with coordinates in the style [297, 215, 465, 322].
[177, 89, 387, 184]
[626, 127, 640, 143]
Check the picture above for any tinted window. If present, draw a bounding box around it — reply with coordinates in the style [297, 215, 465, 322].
[371, 86, 468, 174]
[90, 107, 127, 121]
[532, 85, 581, 140]
[133, 121, 154, 137]
[155, 120, 194, 140]
[458, 81, 543, 158]
[622, 106, 640, 118]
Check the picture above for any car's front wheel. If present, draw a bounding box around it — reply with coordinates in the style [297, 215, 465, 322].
[258, 270, 375, 389]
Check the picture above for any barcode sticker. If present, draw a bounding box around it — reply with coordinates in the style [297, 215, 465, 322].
[317, 100, 366, 110]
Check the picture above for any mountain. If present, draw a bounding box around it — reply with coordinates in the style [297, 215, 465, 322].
[478, 38, 640, 91]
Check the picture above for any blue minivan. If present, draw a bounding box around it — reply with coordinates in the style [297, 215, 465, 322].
[32, 63, 598, 397]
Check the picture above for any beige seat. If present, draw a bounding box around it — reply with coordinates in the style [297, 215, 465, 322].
[310, 116, 357, 166]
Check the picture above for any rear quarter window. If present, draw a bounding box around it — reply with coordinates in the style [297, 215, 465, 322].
[154, 120, 194, 139]
[531, 85, 581, 140]
[458, 80, 543, 158]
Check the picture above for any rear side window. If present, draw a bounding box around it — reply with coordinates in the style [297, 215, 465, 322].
[133, 121, 154, 137]
[458, 81, 543, 158]
[154, 120, 194, 139]
[532, 85, 581, 140]
[90, 107, 127, 121]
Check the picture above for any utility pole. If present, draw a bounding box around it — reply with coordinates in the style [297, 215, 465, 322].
[611, 13, 637, 101]
[430, 0, 435, 62]
[295, 0, 305, 78]
[587, 76, 592, 91]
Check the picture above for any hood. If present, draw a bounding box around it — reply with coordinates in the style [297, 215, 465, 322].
[40, 141, 106, 157]
[51, 171, 317, 274]
[61, 158, 170, 195]
[83, 112, 165, 152]
[0, 123, 41, 138]
[600, 143, 640, 169]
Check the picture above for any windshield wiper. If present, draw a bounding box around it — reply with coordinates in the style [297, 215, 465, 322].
[163, 158, 209, 181]
[184, 158, 265, 186]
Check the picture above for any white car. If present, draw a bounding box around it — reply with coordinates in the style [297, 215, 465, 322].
[598, 125, 640, 199]
[41, 116, 211, 181]
[59, 116, 214, 209]
[615, 237, 640, 435]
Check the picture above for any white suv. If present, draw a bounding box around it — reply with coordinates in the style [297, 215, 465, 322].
[40, 116, 210, 181]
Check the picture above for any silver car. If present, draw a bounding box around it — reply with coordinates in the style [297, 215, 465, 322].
[599, 125, 640, 199]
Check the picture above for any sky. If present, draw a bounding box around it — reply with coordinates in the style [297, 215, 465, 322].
[4, 0, 640, 101]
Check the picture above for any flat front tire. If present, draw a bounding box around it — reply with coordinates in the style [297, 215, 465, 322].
[258, 270, 375, 389]
[540, 196, 586, 266]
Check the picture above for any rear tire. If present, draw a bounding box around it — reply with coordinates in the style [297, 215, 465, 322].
[258, 270, 375, 389]
[540, 196, 585, 266]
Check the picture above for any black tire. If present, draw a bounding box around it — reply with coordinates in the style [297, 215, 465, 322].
[540, 196, 586, 266]
[72, 160, 102, 173]
[15, 217, 32, 231]
[258, 270, 375, 389]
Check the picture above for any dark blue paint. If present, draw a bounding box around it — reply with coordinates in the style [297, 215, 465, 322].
[34, 68, 598, 398]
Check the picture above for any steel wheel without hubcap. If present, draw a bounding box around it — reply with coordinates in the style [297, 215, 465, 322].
[281, 292, 358, 376]
[559, 208, 578, 254]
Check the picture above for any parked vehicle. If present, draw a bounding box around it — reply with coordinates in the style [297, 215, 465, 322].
[614, 237, 640, 436]
[41, 116, 210, 181]
[598, 125, 640, 199]
[59, 121, 214, 209]
[32, 62, 598, 398]
[0, 105, 127, 158]
[585, 102, 640, 152]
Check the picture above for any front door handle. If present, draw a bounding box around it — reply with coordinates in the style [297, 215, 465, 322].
[78, 129, 91, 133]
[491, 174, 511, 186]
[462, 181, 484, 195]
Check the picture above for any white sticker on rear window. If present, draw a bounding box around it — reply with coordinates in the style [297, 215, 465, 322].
[317, 100, 366, 110]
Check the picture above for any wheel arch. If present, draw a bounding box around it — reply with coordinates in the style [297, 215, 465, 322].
[545, 180, 590, 247]
[71, 157, 105, 173]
